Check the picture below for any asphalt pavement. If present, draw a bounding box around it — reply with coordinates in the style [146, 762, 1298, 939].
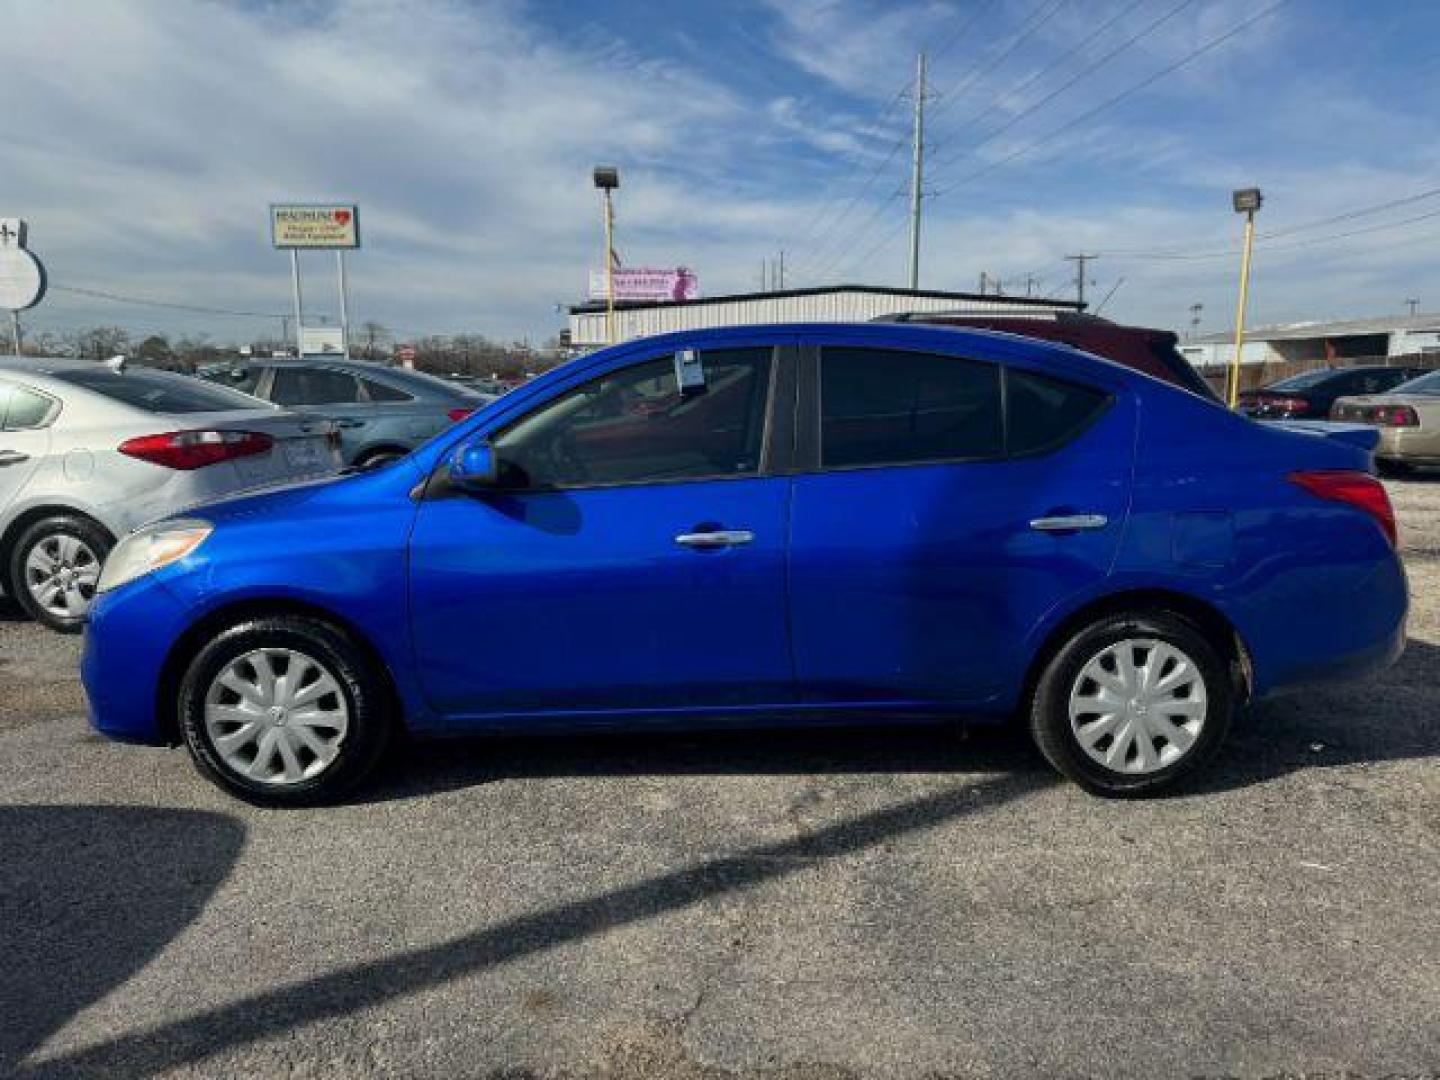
[1, 482, 1437, 1079]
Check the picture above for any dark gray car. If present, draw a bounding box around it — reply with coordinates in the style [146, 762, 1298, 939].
[202, 359, 492, 468]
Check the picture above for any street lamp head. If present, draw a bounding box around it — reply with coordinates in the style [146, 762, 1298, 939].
[593, 165, 620, 190]
[1232, 187, 1263, 213]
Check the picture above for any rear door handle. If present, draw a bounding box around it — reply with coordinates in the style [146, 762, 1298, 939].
[0, 450, 28, 467]
[1030, 514, 1108, 532]
[675, 529, 755, 548]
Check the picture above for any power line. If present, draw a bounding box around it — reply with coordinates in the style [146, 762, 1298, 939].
[1099, 180, 1440, 257]
[50, 284, 287, 320]
[930, 0, 1200, 173]
[927, 0, 1070, 118]
[788, 1, 1025, 281]
[930, 0, 1290, 199]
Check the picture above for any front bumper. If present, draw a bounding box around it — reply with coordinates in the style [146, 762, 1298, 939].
[81, 576, 192, 745]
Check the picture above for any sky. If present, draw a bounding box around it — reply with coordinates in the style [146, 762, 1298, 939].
[2, 0, 1438, 347]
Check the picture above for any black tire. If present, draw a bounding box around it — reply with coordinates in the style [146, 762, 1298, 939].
[6, 514, 113, 633]
[1377, 459, 1415, 478]
[178, 616, 394, 806]
[1028, 610, 1234, 797]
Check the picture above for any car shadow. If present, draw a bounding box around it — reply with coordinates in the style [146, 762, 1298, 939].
[17, 773, 1051, 1078]
[0, 595, 27, 622]
[359, 636, 1440, 806]
[0, 805, 246, 1075]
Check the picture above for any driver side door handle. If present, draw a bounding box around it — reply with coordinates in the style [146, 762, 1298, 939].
[0, 450, 29, 467]
[675, 530, 755, 548]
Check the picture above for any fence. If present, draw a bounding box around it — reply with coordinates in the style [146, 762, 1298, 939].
[1195, 352, 1440, 398]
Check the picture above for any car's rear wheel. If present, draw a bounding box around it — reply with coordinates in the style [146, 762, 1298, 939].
[1028, 611, 1234, 796]
[178, 616, 393, 806]
[7, 514, 112, 633]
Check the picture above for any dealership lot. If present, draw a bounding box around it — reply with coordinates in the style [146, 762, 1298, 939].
[1, 486, 1436, 1078]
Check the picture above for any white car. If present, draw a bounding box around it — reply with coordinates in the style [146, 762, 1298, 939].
[0, 358, 342, 631]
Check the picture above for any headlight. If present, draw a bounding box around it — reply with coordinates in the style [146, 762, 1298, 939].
[97, 518, 213, 594]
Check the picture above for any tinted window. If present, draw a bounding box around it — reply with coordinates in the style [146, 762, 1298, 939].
[494, 348, 771, 488]
[1395, 370, 1440, 395]
[362, 378, 412, 403]
[820, 348, 1001, 468]
[1006, 369, 1110, 456]
[1269, 369, 1335, 391]
[270, 367, 363, 406]
[201, 365, 262, 395]
[52, 368, 267, 414]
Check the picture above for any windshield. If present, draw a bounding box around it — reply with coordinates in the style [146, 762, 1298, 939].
[53, 367, 275, 413]
[1393, 369, 1440, 395]
[1267, 369, 1336, 391]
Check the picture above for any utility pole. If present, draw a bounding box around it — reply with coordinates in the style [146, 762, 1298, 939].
[906, 51, 927, 290]
[1064, 254, 1097, 308]
[978, 271, 989, 295]
[1405, 298, 1419, 318]
[778, 249, 785, 290]
[1189, 302, 1203, 341]
[1025, 274, 1038, 297]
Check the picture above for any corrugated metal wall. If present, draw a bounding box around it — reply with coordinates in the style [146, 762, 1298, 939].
[570, 290, 1077, 348]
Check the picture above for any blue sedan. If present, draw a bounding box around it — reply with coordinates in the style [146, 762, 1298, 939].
[81, 323, 1407, 804]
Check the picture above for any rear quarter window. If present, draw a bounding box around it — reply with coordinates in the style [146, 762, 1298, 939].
[1005, 369, 1111, 456]
[0, 382, 58, 429]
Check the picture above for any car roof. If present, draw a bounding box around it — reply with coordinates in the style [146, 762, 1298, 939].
[579, 321, 1169, 395]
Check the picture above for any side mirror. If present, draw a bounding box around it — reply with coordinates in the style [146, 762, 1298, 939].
[450, 440, 500, 491]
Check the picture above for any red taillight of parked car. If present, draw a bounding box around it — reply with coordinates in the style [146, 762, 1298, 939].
[119, 430, 275, 470]
[1273, 396, 1311, 415]
[1372, 405, 1419, 427]
[1289, 470, 1397, 547]
[447, 407, 475, 423]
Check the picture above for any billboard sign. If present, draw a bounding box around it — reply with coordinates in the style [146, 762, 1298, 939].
[588, 266, 699, 303]
[271, 204, 360, 249]
[301, 326, 346, 356]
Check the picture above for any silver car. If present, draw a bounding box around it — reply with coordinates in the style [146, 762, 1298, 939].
[201, 359, 493, 468]
[0, 358, 341, 631]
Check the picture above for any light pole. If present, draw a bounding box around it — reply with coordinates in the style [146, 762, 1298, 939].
[1227, 187, 1262, 408]
[593, 166, 620, 344]
[1405, 298, 1419, 318]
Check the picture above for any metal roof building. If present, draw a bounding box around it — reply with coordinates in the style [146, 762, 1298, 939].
[1178, 312, 1440, 368]
[567, 285, 1083, 350]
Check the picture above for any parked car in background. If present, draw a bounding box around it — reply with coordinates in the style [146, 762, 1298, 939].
[83, 323, 1405, 805]
[1236, 365, 1427, 420]
[0, 359, 340, 631]
[1332, 368, 1440, 472]
[201, 359, 492, 469]
[876, 311, 1218, 399]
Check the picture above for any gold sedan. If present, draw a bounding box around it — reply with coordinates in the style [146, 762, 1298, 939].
[1332, 369, 1440, 472]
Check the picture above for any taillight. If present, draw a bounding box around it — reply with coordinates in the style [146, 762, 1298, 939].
[1372, 405, 1419, 427]
[1277, 396, 1310, 415]
[1289, 470, 1397, 547]
[447, 407, 475, 423]
[119, 430, 274, 470]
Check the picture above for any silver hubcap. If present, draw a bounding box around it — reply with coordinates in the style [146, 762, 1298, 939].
[24, 534, 101, 619]
[1068, 637, 1208, 775]
[204, 648, 349, 786]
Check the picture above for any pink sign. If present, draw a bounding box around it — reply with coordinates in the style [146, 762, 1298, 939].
[588, 267, 699, 303]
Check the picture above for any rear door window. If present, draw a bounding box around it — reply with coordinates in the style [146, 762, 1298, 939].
[270, 367, 364, 406]
[51, 368, 267, 414]
[820, 347, 1003, 468]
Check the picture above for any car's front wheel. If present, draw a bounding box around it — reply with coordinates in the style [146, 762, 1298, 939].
[178, 616, 393, 806]
[1028, 611, 1234, 796]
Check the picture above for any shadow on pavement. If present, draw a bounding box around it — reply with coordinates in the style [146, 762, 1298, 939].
[17, 773, 1049, 1077]
[0, 595, 27, 622]
[0, 805, 245, 1075]
[359, 636, 1440, 806]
